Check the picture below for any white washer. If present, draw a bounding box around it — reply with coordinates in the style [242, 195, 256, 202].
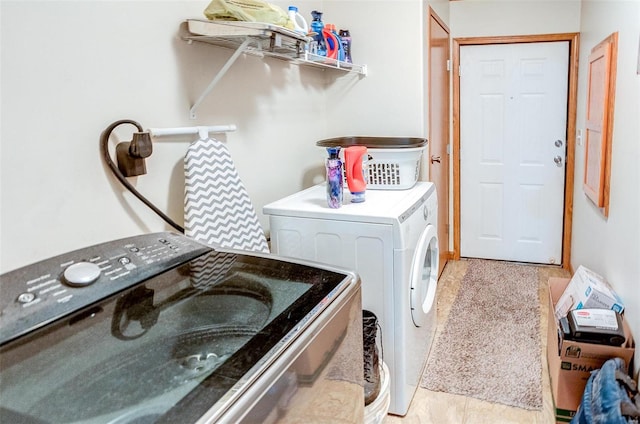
[263, 182, 438, 416]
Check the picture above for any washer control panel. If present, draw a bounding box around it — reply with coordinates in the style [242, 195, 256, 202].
[0, 232, 212, 346]
[398, 184, 437, 224]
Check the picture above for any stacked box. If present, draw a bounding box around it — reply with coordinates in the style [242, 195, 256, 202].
[554, 266, 624, 321]
[547, 277, 635, 423]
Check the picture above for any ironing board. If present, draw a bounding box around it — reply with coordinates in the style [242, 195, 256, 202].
[184, 137, 269, 253]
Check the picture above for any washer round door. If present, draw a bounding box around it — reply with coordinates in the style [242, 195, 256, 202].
[409, 224, 439, 327]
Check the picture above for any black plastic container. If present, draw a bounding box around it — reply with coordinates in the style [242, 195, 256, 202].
[316, 136, 427, 149]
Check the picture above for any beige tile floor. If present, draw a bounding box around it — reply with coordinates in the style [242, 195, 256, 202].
[383, 259, 570, 424]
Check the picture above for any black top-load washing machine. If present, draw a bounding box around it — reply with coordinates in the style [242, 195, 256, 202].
[0, 232, 363, 423]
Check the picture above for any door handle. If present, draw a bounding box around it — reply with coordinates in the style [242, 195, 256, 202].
[554, 155, 563, 166]
[431, 155, 441, 164]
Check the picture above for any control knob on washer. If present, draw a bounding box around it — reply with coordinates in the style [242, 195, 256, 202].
[63, 262, 101, 287]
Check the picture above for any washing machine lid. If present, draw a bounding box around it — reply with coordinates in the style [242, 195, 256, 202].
[0, 233, 355, 424]
[264, 182, 435, 224]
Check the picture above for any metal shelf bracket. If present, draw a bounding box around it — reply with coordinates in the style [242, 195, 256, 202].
[190, 37, 252, 119]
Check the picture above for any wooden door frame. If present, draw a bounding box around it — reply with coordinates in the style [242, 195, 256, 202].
[452, 33, 580, 270]
[428, 6, 452, 274]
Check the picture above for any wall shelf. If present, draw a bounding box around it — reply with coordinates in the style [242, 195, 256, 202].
[181, 19, 367, 118]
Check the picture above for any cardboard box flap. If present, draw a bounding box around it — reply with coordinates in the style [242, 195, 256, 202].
[553, 267, 625, 321]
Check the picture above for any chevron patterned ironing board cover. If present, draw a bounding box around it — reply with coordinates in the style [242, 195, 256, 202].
[184, 138, 269, 253]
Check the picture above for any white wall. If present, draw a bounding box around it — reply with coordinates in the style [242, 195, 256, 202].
[0, 0, 332, 271]
[323, 0, 450, 186]
[1, 0, 446, 272]
[322, 0, 427, 137]
[450, 0, 581, 37]
[571, 0, 640, 373]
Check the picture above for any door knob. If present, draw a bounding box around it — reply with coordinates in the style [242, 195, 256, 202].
[431, 155, 441, 164]
[554, 155, 563, 166]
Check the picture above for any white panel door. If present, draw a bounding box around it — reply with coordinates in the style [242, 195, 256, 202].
[460, 42, 569, 264]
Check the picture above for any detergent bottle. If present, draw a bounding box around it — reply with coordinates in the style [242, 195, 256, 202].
[339, 29, 352, 63]
[322, 25, 340, 60]
[287, 6, 308, 35]
[310, 11, 326, 56]
[324, 24, 345, 61]
[344, 146, 367, 203]
[325, 147, 343, 208]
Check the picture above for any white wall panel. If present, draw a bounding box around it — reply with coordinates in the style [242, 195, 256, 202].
[450, 0, 581, 38]
[571, 0, 640, 374]
[0, 0, 328, 271]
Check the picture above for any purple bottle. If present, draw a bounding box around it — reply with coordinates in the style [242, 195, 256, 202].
[326, 147, 343, 208]
[339, 29, 352, 63]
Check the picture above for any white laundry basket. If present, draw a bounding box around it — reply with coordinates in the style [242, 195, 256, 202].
[317, 137, 428, 190]
[364, 361, 391, 424]
[364, 147, 425, 189]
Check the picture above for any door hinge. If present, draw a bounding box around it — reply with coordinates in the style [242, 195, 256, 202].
[458, 65, 461, 76]
[446, 59, 451, 72]
[446, 143, 451, 155]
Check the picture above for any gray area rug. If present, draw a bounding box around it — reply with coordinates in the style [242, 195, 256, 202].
[421, 259, 542, 410]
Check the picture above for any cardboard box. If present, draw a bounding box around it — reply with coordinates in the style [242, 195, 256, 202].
[554, 265, 625, 321]
[547, 277, 635, 423]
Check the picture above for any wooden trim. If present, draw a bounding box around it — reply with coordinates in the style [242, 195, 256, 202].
[439, 251, 457, 277]
[584, 43, 610, 207]
[563, 34, 580, 270]
[454, 33, 580, 45]
[602, 33, 618, 217]
[452, 33, 580, 270]
[428, 6, 451, 276]
[583, 32, 617, 217]
[429, 6, 450, 34]
[452, 38, 461, 260]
